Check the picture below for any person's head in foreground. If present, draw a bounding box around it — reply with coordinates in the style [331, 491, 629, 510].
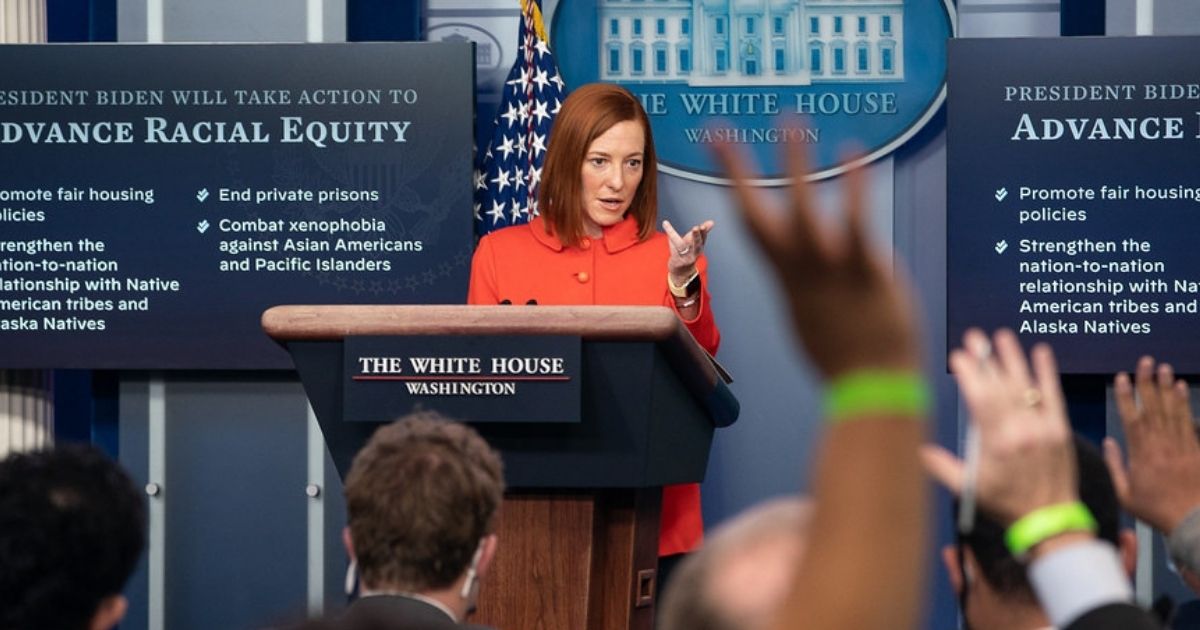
[0, 444, 146, 630]
[943, 435, 1136, 630]
[539, 82, 659, 245]
[343, 412, 505, 623]
[657, 497, 813, 630]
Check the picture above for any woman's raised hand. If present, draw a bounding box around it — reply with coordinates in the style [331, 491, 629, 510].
[663, 219, 714, 284]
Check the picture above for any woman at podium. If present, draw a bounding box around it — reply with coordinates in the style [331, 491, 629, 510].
[468, 82, 720, 569]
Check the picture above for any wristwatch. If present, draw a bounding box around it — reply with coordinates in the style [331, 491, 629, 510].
[667, 270, 700, 298]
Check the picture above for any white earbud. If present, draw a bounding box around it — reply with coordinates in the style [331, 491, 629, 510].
[344, 559, 358, 596]
[459, 542, 485, 599]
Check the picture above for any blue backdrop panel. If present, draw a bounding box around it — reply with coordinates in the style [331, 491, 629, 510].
[162, 375, 310, 630]
[47, 0, 116, 42]
[0, 43, 474, 369]
[348, 0, 421, 42]
[948, 36, 1200, 374]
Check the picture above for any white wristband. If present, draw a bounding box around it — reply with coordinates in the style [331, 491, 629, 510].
[1168, 505, 1200, 575]
[1028, 540, 1132, 628]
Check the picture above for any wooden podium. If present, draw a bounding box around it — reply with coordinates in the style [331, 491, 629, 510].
[262, 305, 737, 630]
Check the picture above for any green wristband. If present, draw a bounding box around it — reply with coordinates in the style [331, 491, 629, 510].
[1005, 501, 1097, 558]
[824, 370, 930, 424]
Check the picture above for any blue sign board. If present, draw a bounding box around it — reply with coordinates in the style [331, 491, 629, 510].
[0, 43, 474, 369]
[948, 37, 1200, 373]
[552, 0, 954, 183]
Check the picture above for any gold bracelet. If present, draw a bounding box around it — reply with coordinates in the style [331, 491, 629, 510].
[668, 269, 699, 298]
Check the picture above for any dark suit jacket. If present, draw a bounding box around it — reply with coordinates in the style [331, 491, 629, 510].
[1170, 599, 1200, 629]
[1064, 602, 1162, 630]
[338, 595, 494, 630]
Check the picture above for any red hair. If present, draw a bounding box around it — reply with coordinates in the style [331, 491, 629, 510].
[538, 83, 658, 246]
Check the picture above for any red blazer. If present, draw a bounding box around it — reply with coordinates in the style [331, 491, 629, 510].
[468, 215, 720, 556]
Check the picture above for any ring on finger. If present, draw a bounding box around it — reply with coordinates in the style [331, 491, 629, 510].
[677, 246, 691, 255]
[1022, 388, 1043, 407]
[972, 339, 994, 375]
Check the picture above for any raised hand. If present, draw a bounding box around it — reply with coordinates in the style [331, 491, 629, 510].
[663, 219, 714, 286]
[712, 140, 918, 378]
[923, 329, 1077, 525]
[714, 138, 928, 630]
[1105, 356, 1200, 533]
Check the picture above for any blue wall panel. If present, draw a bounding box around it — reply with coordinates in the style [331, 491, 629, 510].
[47, 0, 116, 42]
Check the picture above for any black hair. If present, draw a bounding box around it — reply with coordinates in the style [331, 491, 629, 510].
[0, 444, 146, 630]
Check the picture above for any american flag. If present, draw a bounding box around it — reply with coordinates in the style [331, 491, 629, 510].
[473, 0, 567, 237]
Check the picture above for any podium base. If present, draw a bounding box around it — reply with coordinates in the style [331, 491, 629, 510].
[474, 489, 661, 630]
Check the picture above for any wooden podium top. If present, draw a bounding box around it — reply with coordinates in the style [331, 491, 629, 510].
[262, 304, 683, 342]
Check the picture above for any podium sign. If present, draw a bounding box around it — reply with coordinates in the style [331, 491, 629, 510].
[343, 335, 582, 423]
